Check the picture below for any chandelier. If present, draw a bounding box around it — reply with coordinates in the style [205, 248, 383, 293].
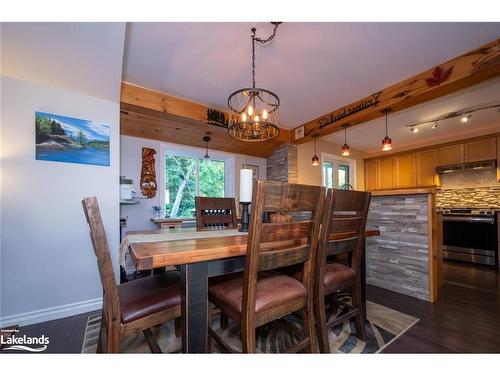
[227, 23, 281, 142]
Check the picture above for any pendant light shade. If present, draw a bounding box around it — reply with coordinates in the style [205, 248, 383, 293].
[203, 134, 211, 159]
[341, 125, 351, 156]
[312, 135, 319, 166]
[381, 110, 392, 152]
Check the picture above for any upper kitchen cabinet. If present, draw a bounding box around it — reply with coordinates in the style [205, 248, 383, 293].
[395, 152, 416, 188]
[363, 132, 499, 192]
[435, 144, 464, 166]
[378, 157, 395, 190]
[416, 149, 438, 187]
[464, 137, 497, 163]
[364, 158, 379, 191]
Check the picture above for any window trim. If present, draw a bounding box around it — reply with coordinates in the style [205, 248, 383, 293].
[320, 152, 357, 189]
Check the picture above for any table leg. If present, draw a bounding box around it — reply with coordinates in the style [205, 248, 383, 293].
[361, 239, 367, 321]
[180, 262, 208, 353]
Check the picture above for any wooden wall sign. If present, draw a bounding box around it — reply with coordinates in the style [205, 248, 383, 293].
[140, 147, 157, 198]
[206, 108, 229, 128]
[292, 38, 500, 143]
[317, 91, 381, 131]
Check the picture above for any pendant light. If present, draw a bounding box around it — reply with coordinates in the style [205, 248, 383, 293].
[381, 109, 392, 152]
[341, 124, 351, 156]
[227, 23, 281, 142]
[203, 134, 211, 159]
[312, 135, 319, 166]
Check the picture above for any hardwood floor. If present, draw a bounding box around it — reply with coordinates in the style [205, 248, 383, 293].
[3, 261, 499, 353]
[369, 261, 500, 353]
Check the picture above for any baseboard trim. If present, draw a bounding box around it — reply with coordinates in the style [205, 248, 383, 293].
[1, 297, 103, 328]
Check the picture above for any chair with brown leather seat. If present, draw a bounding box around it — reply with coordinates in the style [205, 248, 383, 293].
[195, 196, 238, 231]
[82, 196, 181, 353]
[314, 188, 371, 353]
[207, 181, 325, 353]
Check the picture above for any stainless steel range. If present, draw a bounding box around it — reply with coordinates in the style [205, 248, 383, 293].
[437, 208, 498, 267]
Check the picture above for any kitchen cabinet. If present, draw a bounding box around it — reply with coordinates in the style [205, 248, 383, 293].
[378, 157, 395, 190]
[395, 152, 416, 188]
[464, 137, 497, 163]
[416, 149, 438, 187]
[497, 136, 500, 182]
[364, 158, 379, 191]
[363, 133, 499, 191]
[436, 143, 464, 166]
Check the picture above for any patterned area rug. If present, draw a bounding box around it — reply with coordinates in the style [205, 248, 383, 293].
[81, 300, 418, 354]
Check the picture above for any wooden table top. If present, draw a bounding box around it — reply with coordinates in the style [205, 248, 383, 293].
[129, 228, 379, 271]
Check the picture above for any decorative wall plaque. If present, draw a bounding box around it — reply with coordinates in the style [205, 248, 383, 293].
[140, 147, 157, 198]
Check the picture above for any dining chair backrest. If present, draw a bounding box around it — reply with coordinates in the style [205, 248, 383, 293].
[195, 196, 238, 231]
[317, 188, 371, 281]
[243, 180, 325, 318]
[81, 196, 121, 325]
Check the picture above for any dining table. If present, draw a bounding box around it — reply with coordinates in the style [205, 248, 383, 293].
[127, 226, 379, 353]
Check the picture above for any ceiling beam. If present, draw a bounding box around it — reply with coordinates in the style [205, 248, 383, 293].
[292, 38, 500, 144]
[120, 82, 291, 158]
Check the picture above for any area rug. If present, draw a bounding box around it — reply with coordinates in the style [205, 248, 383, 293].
[81, 300, 418, 354]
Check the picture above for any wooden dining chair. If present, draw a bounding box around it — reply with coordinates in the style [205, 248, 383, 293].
[195, 196, 238, 231]
[314, 189, 371, 353]
[82, 196, 182, 353]
[207, 181, 325, 353]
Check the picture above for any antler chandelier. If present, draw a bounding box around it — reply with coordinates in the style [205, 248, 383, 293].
[227, 23, 281, 142]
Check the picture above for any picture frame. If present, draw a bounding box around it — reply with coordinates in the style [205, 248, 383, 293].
[242, 164, 259, 180]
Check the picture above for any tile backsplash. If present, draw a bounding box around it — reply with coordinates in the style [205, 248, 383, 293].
[436, 169, 500, 208]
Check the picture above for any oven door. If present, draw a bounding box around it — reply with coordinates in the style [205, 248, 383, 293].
[442, 216, 497, 266]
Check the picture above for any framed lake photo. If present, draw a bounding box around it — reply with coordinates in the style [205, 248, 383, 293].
[35, 111, 110, 166]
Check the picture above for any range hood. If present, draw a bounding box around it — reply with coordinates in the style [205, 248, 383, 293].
[436, 159, 497, 174]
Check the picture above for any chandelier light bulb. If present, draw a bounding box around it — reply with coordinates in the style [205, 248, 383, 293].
[254, 115, 259, 122]
[247, 105, 253, 116]
[242, 113, 247, 122]
[262, 109, 268, 120]
[461, 113, 471, 123]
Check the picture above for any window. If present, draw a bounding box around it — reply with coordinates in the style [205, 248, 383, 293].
[323, 162, 334, 189]
[321, 153, 356, 189]
[165, 155, 225, 218]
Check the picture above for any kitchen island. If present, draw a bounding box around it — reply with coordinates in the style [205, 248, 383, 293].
[365, 188, 439, 302]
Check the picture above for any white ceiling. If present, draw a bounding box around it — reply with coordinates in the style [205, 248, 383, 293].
[1, 22, 126, 102]
[123, 22, 500, 129]
[323, 77, 500, 155]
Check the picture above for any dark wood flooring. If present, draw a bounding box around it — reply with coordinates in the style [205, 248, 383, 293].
[3, 261, 499, 353]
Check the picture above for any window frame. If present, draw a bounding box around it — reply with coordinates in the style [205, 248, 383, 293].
[162, 143, 234, 219]
[320, 152, 357, 189]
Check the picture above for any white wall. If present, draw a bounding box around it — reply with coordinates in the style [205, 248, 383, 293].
[0, 76, 121, 325]
[120, 135, 267, 232]
[0, 23, 125, 326]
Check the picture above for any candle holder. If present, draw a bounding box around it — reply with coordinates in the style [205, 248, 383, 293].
[239, 202, 251, 232]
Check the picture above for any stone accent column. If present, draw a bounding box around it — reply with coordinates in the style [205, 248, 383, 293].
[366, 194, 431, 301]
[266, 143, 298, 183]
